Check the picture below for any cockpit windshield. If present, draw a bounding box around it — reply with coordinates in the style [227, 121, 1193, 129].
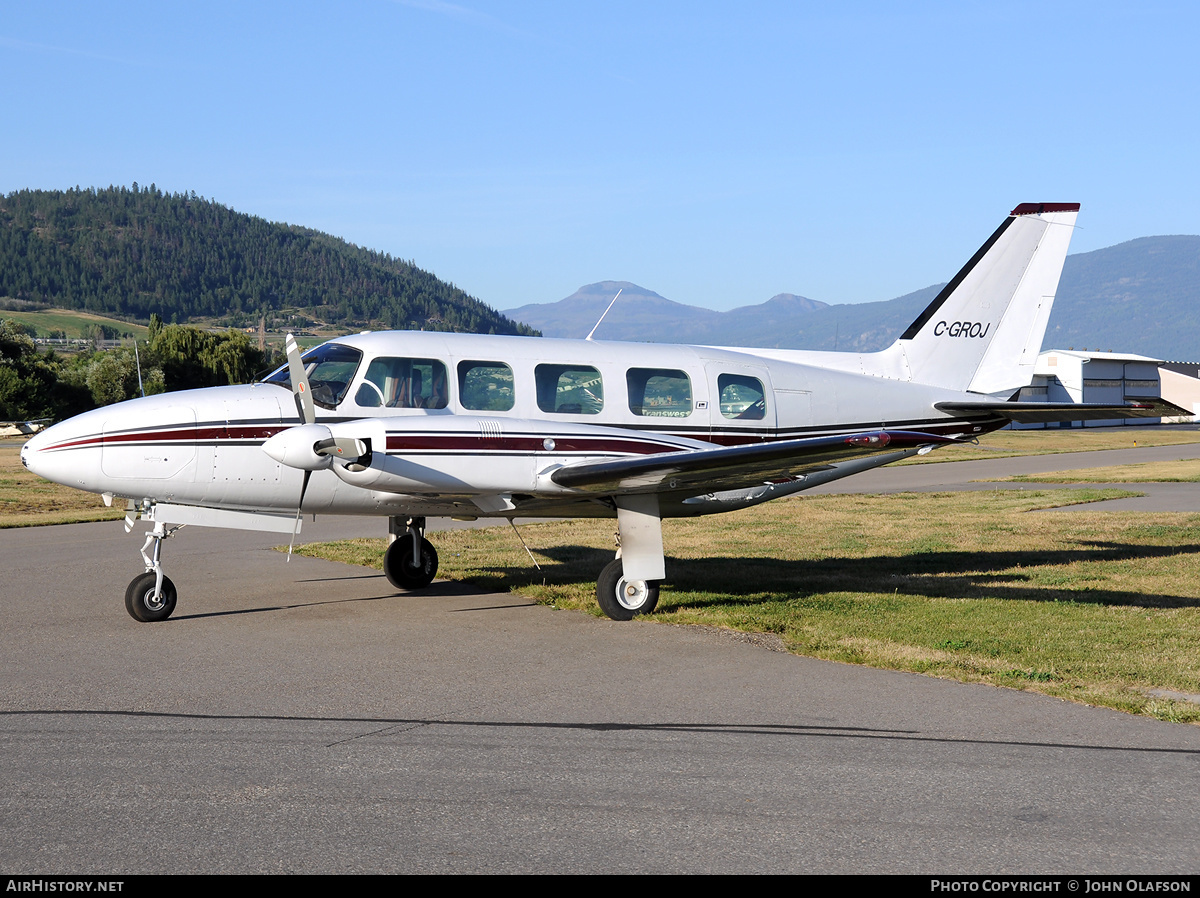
[263, 342, 363, 410]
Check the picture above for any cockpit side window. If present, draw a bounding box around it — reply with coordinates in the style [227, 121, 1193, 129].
[535, 364, 603, 415]
[354, 357, 449, 409]
[458, 361, 514, 411]
[263, 343, 363, 410]
[627, 368, 692, 417]
[718, 373, 766, 420]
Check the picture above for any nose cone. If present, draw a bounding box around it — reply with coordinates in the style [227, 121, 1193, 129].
[19, 407, 108, 490]
[19, 432, 42, 472]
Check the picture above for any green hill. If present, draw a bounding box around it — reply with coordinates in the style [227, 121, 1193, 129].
[0, 185, 536, 337]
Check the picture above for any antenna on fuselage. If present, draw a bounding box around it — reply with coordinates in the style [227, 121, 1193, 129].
[133, 340, 146, 398]
[585, 288, 622, 341]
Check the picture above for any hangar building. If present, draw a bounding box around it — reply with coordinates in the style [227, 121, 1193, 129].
[1014, 350, 1166, 428]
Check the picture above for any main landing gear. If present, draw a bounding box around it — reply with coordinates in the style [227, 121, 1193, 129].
[384, 516, 439, 590]
[594, 496, 665, 621]
[125, 521, 180, 622]
[595, 558, 660, 621]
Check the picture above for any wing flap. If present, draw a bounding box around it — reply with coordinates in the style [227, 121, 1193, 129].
[935, 398, 1189, 424]
[549, 431, 954, 494]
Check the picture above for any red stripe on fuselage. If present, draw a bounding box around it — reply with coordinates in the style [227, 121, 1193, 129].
[35, 415, 1006, 456]
[385, 434, 681, 455]
[41, 424, 285, 452]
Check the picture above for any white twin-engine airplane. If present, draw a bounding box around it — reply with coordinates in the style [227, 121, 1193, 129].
[21, 203, 1179, 623]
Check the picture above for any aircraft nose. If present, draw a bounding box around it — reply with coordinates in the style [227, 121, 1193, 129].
[18, 411, 105, 489]
[20, 426, 53, 476]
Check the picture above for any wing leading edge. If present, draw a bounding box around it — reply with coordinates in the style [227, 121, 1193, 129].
[549, 430, 956, 495]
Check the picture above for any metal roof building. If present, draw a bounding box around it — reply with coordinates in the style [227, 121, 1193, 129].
[1015, 350, 1166, 427]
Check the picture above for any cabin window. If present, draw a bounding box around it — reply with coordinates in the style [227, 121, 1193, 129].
[535, 364, 604, 415]
[718, 373, 766, 420]
[627, 368, 692, 417]
[353, 357, 449, 409]
[264, 342, 363, 410]
[458, 361, 515, 411]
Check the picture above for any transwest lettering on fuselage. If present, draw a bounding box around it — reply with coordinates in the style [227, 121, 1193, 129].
[25, 202, 1179, 623]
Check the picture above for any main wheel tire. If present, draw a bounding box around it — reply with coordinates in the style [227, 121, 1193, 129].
[595, 558, 660, 621]
[124, 572, 178, 623]
[384, 536, 439, 590]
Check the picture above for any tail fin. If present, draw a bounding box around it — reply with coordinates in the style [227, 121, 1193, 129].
[895, 203, 1079, 394]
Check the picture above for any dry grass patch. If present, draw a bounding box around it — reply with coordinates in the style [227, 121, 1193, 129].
[989, 459, 1200, 483]
[0, 441, 123, 527]
[900, 427, 1200, 465]
[298, 488, 1200, 723]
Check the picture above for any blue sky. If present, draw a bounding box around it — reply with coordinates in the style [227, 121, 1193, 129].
[2, 1, 1197, 312]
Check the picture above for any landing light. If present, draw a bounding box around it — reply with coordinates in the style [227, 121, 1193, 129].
[846, 433, 890, 448]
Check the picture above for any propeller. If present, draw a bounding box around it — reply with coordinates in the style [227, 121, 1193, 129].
[285, 333, 315, 426]
[284, 334, 315, 558]
[314, 436, 368, 461]
[275, 335, 371, 557]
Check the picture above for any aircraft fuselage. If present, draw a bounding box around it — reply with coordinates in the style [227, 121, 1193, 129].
[22, 332, 999, 521]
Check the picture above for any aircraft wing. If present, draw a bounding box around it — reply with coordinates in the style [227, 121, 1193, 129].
[934, 398, 1190, 424]
[549, 430, 953, 494]
[1, 418, 51, 437]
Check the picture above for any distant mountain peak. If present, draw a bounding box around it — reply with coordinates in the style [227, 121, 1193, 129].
[762, 293, 829, 311]
[566, 281, 672, 303]
[503, 235, 1200, 359]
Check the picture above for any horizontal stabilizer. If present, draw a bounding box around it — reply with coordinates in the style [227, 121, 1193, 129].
[934, 398, 1190, 424]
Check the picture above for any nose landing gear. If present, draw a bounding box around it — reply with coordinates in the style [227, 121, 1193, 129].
[125, 520, 180, 622]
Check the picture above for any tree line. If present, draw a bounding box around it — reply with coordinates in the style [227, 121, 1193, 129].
[0, 185, 538, 336]
[0, 316, 274, 421]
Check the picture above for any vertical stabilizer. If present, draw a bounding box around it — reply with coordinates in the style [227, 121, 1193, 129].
[895, 203, 1079, 394]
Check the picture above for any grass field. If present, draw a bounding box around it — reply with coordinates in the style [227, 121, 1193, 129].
[0, 307, 327, 350]
[901, 425, 1200, 464]
[2, 308, 149, 340]
[992, 459, 1200, 483]
[0, 440, 123, 527]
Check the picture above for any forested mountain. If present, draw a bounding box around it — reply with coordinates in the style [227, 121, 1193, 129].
[508, 237, 1200, 360]
[0, 185, 536, 336]
[1044, 236, 1200, 360]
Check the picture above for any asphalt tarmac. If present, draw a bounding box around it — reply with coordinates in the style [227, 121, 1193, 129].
[3, 445, 1200, 874]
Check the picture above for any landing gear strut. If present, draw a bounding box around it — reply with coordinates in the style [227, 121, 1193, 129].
[595, 496, 664, 621]
[125, 521, 180, 622]
[384, 516, 439, 590]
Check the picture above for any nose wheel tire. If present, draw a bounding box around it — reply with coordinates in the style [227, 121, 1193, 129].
[595, 558, 660, 621]
[384, 536, 439, 590]
[125, 572, 178, 623]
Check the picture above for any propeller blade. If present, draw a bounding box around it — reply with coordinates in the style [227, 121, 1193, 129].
[314, 437, 368, 461]
[285, 333, 315, 425]
[287, 469, 312, 561]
